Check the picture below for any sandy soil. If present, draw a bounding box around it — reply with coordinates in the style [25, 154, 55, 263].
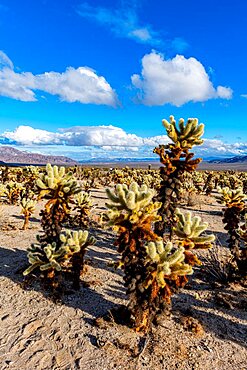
[0, 190, 246, 370]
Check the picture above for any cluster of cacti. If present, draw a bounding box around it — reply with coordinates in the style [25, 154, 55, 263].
[23, 164, 95, 290]
[154, 116, 205, 236]
[105, 181, 214, 332]
[217, 187, 247, 281]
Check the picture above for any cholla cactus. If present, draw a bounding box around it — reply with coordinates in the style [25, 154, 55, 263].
[106, 182, 162, 331]
[174, 209, 215, 266]
[217, 187, 247, 281]
[5, 181, 24, 204]
[36, 163, 82, 244]
[20, 198, 37, 230]
[217, 187, 247, 208]
[23, 229, 95, 288]
[154, 116, 204, 236]
[23, 163, 94, 291]
[71, 191, 93, 228]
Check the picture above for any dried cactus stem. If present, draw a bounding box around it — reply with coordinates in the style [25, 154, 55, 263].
[22, 213, 30, 230]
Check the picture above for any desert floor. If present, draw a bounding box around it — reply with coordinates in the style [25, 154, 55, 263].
[0, 189, 246, 370]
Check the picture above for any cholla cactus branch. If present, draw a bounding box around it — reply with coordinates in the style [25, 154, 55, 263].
[173, 209, 215, 266]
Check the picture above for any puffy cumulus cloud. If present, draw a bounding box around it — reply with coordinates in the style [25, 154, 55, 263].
[131, 51, 233, 106]
[1, 124, 169, 147]
[1, 124, 247, 161]
[0, 51, 118, 106]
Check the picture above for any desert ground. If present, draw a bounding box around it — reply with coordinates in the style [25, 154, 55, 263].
[0, 188, 246, 370]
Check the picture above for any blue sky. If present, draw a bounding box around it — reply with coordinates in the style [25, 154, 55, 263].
[0, 0, 247, 161]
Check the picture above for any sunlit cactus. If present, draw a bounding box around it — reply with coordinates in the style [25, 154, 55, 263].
[144, 240, 193, 303]
[162, 116, 204, 149]
[23, 163, 95, 290]
[71, 191, 93, 228]
[106, 182, 161, 227]
[154, 115, 204, 236]
[217, 187, 247, 207]
[36, 163, 82, 244]
[174, 209, 215, 266]
[20, 197, 37, 230]
[106, 182, 162, 332]
[23, 229, 95, 288]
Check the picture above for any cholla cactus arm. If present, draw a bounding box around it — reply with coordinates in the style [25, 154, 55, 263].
[174, 209, 215, 248]
[162, 116, 204, 149]
[173, 209, 215, 266]
[106, 182, 162, 228]
[144, 240, 193, 303]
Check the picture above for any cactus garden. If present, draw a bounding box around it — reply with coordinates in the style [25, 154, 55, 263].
[0, 118, 246, 370]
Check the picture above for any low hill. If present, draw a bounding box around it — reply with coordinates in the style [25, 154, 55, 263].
[0, 146, 77, 165]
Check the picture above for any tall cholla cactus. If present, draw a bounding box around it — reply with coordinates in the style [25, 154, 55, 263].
[20, 198, 37, 230]
[174, 209, 215, 266]
[144, 240, 193, 304]
[106, 182, 162, 332]
[217, 187, 247, 280]
[36, 163, 82, 243]
[154, 116, 204, 236]
[23, 230, 95, 288]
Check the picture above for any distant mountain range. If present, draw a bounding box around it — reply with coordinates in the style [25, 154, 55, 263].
[208, 155, 247, 164]
[0, 146, 77, 165]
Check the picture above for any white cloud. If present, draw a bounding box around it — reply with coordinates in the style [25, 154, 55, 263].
[1, 124, 169, 147]
[0, 51, 118, 106]
[77, 3, 162, 45]
[131, 51, 233, 106]
[1, 124, 246, 161]
[0, 50, 14, 69]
